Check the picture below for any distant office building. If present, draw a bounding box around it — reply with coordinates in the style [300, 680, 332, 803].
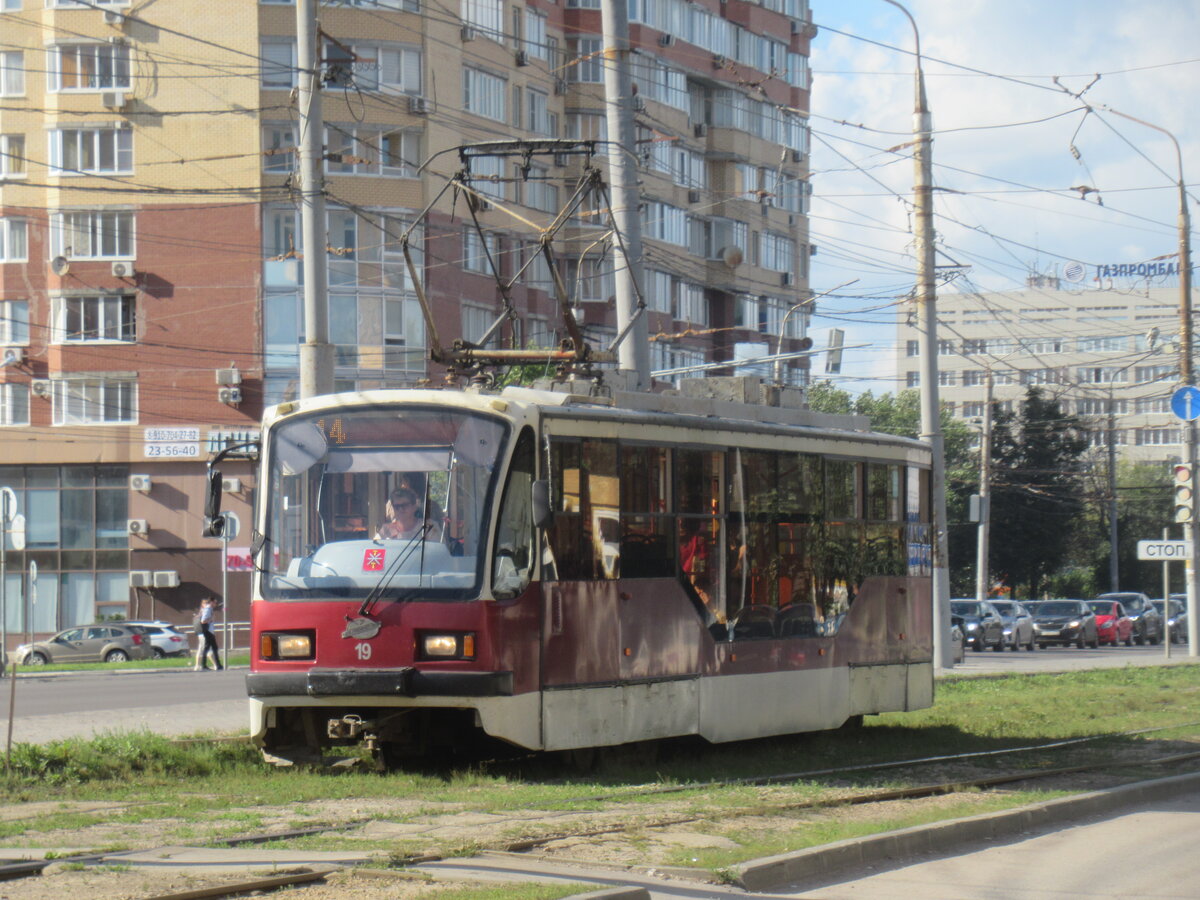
[0, 0, 814, 640]
[896, 278, 1198, 465]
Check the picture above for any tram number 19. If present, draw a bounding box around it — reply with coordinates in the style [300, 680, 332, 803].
[355, 642, 372, 661]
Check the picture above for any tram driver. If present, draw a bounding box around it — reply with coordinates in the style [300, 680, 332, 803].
[377, 487, 443, 541]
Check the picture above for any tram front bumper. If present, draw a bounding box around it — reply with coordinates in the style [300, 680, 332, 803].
[246, 668, 513, 698]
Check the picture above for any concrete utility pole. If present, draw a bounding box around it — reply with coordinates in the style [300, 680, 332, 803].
[296, 0, 333, 399]
[974, 371, 993, 605]
[883, 0, 951, 671]
[600, 0, 651, 388]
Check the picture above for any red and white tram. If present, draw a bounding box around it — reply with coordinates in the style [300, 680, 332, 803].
[225, 378, 933, 765]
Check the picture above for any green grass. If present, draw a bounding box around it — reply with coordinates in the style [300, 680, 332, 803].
[0, 665, 1197, 873]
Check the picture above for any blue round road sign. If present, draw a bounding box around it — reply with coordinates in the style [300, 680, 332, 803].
[1172, 385, 1200, 421]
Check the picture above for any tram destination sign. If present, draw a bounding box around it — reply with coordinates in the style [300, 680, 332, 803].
[1137, 540, 1193, 560]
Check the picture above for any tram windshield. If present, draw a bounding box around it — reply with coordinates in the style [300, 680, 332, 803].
[261, 406, 509, 601]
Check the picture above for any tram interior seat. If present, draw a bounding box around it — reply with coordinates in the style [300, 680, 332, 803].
[777, 602, 819, 637]
[730, 605, 777, 639]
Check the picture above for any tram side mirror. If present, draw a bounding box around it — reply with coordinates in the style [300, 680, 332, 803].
[532, 480, 553, 530]
[202, 469, 225, 538]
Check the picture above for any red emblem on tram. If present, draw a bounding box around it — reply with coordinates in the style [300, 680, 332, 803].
[363, 548, 386, 571]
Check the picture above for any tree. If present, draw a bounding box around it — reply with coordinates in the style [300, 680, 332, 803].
[987, 388, 1090, 598]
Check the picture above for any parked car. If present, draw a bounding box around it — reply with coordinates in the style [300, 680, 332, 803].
[989, 599, 1036, 651]
[1096, 592, 1162, 645]
[121, 620, 190, 658]
[1030, 599, 1099, 649]
[15, 624, 153, 665]
[949, 599, 1005, 651]
[1161, 596, 1189, 643]
[1086, 600, 1134, 646]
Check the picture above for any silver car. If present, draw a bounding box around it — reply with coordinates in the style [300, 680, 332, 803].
[990, 600, 1037, 651]
[15, 624, 154, 665]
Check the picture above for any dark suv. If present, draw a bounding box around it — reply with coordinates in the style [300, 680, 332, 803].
[949, 599, 1005, 651]
[1096, 592, 1162, 645]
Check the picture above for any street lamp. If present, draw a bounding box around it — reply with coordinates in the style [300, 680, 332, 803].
[880, 0, 951, 670]
[773, 279, 859, 387]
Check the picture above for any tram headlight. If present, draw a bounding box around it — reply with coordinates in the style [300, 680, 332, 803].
[260, 631, 314, 660]
[419, 632, 476, 660]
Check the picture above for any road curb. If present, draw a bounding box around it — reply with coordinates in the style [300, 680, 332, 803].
[561, 889, 650, 900]
[733, 770, 1200, 893]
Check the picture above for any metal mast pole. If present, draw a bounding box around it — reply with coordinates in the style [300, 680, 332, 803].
[1107, 378, 1120, 592]
[600, 0, 651, 388]
[884, 0, 950, 671]
[297, 0, 333, 399]
[975, 371, 993, 604]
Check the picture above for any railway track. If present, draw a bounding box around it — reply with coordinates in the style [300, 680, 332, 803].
[2, 721, 1196, 899]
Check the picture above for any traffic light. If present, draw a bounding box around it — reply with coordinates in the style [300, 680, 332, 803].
[1174, 463, 1193, 524]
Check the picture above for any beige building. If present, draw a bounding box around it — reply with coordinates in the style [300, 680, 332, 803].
[896, 278, 1198, 465]
[0, 0, 814, 642]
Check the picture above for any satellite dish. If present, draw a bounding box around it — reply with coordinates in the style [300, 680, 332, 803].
[721, 246, 743, 268]
[50, 256, 71, 276]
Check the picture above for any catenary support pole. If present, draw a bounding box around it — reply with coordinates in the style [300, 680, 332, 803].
[600, 0, 651, 388]
[296, 0, 333, 399]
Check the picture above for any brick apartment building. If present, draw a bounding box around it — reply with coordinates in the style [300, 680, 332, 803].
[0, 0, 815, 644]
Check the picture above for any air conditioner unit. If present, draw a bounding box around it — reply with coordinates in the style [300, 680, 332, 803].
[712, 54, 726, 69]
[101, 90, 127, 110]
[553, 78, 568, 95]
[221, 476, 242, 493]
[0, 348, 22, 368]
[218, 386, 242, 405]
[790, 148, 803, 163]
[408, 95, 429, 115]
[514, 49, 529, 66]
[687, 189, 701, 204]
[460, 25, 475, 41]
[129, 570, 152, 588]
[111, 260, 133, 278]
[780, 272, 793, 286]
[790, 19, 802, 34]
[658, 34, 676, 47]
[631, 96, 646, 112]
[129, 474, 152, 492]
[215, 366, 241, 386]
[153, 570, 180, 589]
[693, 123, 708, 138]
[103, 8, 124, 24]
[127, 518, 149, 535]
[31, 379, 51, 398]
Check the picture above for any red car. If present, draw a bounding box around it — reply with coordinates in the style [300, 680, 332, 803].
[1087, 600, 1134, 646]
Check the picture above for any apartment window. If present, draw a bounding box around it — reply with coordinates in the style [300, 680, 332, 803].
[380, 130, 419, 176]
[52, 377, 137, 426]
[568, 38, 604, 83]
[263, 124, 296, 172]
[758, 231, 793, 272]
[1135, 397, 1170, 414]
[1, 135, 26, 178]
[468, 154, 505, 200]
[463, 228, 497, 273]
[0, 219, 28, 262]
[462, 0, 503, 38]
[462, 304, 497, 346]
[1076, 366, 1127, 385]
[524, 8, 549, 60]
[1021, 367, 1062, 385]
[51, 211, 133, 260]
[642, 201, 687, 246]
[260, 40, 296, 89]
[526, 89, 550, 135]
[567, 256, 613, 303]
[645, 269, 675, 314]
[54, 295, 136, 343]
[938, 370, 957, 386]
[961, 401, 984, 418]
[906, 371, 920, 388]
[524, 166, 558, 212]
[1, 300, 29, 344]
[0, 384, 29, 427]
[0, 52, 24, 97]
[1137, 427, 1180, 446]
[1136, 365, 1174, 383]
[906, 339, 919, 357]
[50, 127, 133, 175]
[677, 283, 707, 325]
[50, 43, 131, 91]
[463, 68, 506, 121]
[1022, 337, 1063, 353]
[1077, 335, 1130, 352]
[567, 112, 607, 141]
[324, 43, 421, 94]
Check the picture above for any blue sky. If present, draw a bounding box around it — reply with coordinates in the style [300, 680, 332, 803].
[805, 0, 1200, 393]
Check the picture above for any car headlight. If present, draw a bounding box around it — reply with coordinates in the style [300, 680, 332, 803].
[1067, 620, 1080, 629]
[965, 622, 980, 631]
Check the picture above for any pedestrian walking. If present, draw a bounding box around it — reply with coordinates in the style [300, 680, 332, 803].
[193, 597, 224, 671]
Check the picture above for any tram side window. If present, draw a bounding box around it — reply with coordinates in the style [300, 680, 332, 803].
[620, 444, 672, 578]
[727, 450, 777, 636]
[492, 428, 536, 599]
[864, 463, 905, 577]
[675, 449, 723, 630]
[777, 454, 824, 636]
[546, 438, 618, 580]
